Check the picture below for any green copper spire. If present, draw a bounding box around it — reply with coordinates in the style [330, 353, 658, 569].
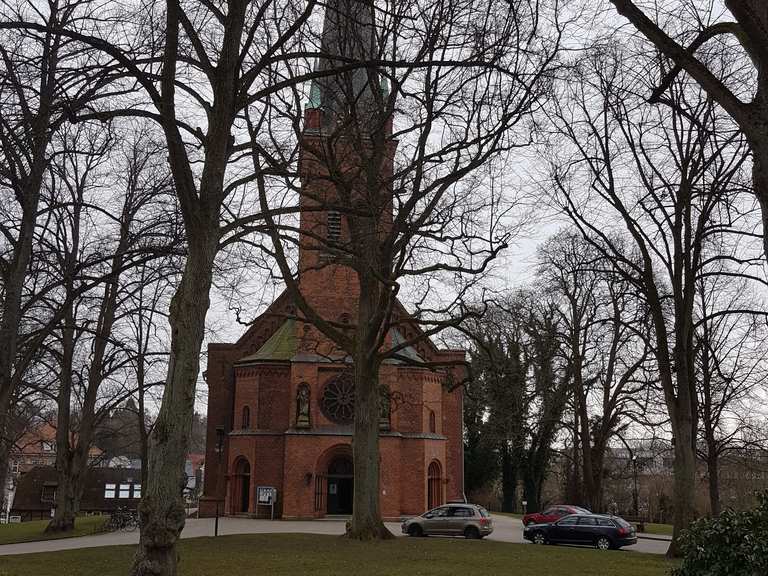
[306, 0, 382, 123]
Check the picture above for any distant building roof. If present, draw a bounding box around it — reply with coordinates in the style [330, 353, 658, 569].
[11, 467, 141, 515]
[12, 423, 102, 459]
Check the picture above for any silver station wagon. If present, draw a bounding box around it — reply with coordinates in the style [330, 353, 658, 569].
[402, 503, 493, 539]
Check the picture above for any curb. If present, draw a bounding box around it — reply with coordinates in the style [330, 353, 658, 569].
[637, 534, 672, 542]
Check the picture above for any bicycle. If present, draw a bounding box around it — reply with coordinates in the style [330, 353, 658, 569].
[106, 507, 139, 532]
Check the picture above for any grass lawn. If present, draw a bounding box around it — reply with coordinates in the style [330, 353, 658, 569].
[0, 534, 676, 576]
[490, 511, 524, 520]
[640, 523, 674, 536]
[0, 516, 107, 545]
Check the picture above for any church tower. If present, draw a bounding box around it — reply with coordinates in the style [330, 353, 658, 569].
[296, 0, 394, 353]
[200, 0, 465, 522]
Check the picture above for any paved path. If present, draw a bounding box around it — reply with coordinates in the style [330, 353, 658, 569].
[0, 515, 671, 557]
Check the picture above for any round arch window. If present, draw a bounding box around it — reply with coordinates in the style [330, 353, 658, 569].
[320, 373, 355, 424]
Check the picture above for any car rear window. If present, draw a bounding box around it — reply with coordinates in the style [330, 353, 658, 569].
[478, 508, 490, 518]
[614, 518, 632, 529]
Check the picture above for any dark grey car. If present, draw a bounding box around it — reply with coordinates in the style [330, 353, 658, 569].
[523, 513, 637, 550]
[401, 503, 493, 539]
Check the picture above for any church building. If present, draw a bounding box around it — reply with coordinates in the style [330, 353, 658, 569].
[199, 1, 465, 520]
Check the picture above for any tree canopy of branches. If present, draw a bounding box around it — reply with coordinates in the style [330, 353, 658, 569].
[0, 0, 121, 506]
[547, 42, 759, 555]
[609, 0, 768, 264]
[253, 0, 564, 539]
[537, 230, 651, 513]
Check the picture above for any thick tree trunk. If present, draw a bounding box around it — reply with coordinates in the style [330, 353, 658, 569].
[47, 437, 93, 533]
[566, 412, 582, 505]
[522, 472, 540, 514]
[0, 169, 44, 484]
[668, 420, 697, 557]
[707, 452, 721, 517]
[138, 359, 149, 488]
[591, 447, 606, 513]
[47, 280, 77, 533]
[46, 457, 80, 533]
[753, 147, 768, 262]
[576, 395, 596, 510]
[130, 234, 218, 576]
[346, 357, 392, 540]
[0, 453, 8, 515]
[501, 444, 517, 513]
[47, 450, 78, 533]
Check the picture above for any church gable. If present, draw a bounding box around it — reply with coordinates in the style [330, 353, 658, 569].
[232, 289, 295, 359]
[237, 318, 296, 364]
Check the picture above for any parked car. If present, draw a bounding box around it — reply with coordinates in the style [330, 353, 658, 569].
[522, 505, 591, 526]
[523, 513, 637, 550]
[402, 503, 493, 539]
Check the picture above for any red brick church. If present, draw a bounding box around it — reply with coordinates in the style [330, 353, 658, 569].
[200, 1, 465, 520]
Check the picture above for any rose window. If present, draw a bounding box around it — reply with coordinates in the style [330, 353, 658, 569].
[321, 373, 355, 424]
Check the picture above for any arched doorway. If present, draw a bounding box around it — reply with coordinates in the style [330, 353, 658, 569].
[427, 461, 443, 510]
[327, 455, 353, 515]
[233, 458, 251, 514]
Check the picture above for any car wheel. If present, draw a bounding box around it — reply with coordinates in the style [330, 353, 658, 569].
[532, 531, 546, 545]
[595, 536, 612, 551]
[464, 526, 481, 540]
[408, 524, 424, 537]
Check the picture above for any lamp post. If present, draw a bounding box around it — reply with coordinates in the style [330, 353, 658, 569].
[631, 455, 639, 518]
[215, 426, 225, 537]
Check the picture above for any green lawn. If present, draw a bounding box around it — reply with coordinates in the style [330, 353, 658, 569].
[491, 511, 524, 520]
[0, 534, 676, 576]
[0, 516, 107, 545]
[640, 523, 674, 537]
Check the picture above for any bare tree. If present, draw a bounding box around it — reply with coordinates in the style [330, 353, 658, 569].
[608, 0, 768, 263]
[694, 270, 768, 517]
[547, 45, 755, 555]
[3, 1, 337, 571]
[0, 0, 119, 498]
[537, 230, 651, 513]
[124, 259, 176, 487]
[39, 126, 175, 532]
[253, 0, 563, 538]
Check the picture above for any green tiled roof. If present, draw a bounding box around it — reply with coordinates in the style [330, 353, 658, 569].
[388, 328, 423, 363]
[238, 319, 296, 363]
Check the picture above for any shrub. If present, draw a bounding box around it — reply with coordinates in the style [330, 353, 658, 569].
[673, 492, 768, 576]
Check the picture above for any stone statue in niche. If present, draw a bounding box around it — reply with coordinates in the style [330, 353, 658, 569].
[378, 386, 391, 431]
[296, 384, 311, 428]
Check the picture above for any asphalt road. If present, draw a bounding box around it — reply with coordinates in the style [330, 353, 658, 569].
[0, 514, 671, 557]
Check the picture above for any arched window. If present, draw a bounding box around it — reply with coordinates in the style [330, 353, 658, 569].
[428, 409, 436, 434]
[241, 406, 251, 429]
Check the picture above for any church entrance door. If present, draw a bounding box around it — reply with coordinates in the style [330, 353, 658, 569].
[327, 455, 353, 515]
[234, 458, 251, 514]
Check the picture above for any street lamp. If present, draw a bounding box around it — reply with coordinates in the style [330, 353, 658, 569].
[214, 426, 225, 537]
[631, 455, 639, 519]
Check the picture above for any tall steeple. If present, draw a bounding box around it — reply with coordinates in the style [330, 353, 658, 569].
[296, 0, 394, 344]
[307, 0, 381, 128]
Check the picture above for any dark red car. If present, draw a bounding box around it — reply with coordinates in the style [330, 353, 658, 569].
[522, 505, 591, 526]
